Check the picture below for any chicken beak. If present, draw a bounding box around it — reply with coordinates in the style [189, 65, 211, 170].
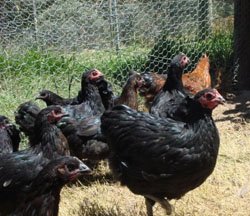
[56, 120, 66, 128]
[217, 95, 226, 105]
[78, 161, 91, 174]
[53, 110, 69, 122]
[35, 95, 43, 100]
[214, 90, 226, 105]
[35, 91, 47, 100]
[56, 112, 69, 119]
[60, 108, 70, 118]
[5, 123, 13, 127]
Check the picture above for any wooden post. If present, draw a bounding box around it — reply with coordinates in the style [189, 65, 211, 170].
[235, 0, 250, 90]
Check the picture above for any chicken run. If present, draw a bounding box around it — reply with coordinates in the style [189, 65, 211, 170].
[0, 53, 249, 216]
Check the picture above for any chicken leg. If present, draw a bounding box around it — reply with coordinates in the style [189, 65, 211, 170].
[145, 195, 172, 215]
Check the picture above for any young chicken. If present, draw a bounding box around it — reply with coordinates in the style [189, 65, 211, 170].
[150, 53, 190, 120]
[114, 71, 144, 110]
[36, 69, 105, 113]
[182, 54, 211, 94]
[12, 156, 90, 216]
[36, 90, 74, 106]
[0, 106, 70, 215]
[101, 88, 225, 216]
[15, 101, 41, 145]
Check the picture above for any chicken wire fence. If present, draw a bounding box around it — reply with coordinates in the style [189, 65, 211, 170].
[0, 0, 234, 94]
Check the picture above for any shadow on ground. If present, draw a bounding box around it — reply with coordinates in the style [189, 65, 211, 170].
[215, 90, 250, 123]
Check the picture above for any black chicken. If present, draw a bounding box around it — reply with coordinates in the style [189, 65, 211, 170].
[101, 88, 225, 216]
[0, 115, 20, 154]
[75, 68, 106, 110]
[56, 69, 109, 162]
[36, 90, 75, 106]
[150, 53, 190, 120]
[11, 156, 90, 216]
[57, 71, 143, 163]
[15, 101, 41, 145]
[37, 69, 106, 114]
[34, 69, 109, 164]
[139, 72, 167, 110]
[95, 77, 114, 110]
[57, 113, 109, 162]
[57, 71, 143, 162]
[0, 106, 70, 215]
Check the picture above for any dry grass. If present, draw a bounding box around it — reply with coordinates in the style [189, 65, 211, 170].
[59, 91, 250, 216]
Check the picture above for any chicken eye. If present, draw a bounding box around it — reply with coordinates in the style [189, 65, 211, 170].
[205, 93, 213, 100]
[54, 109, 61, 115]
[4, 119, 9, 124]
[67, 164, 77, 172]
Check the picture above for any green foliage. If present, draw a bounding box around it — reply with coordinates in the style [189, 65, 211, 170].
[143, 30, 233, 74]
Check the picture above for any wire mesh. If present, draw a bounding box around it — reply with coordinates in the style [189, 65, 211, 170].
[0, 0, 234, 115]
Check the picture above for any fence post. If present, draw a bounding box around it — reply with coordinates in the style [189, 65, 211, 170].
[198, 0, 210, 40]
[234, 0, 250, 90]
[109, 0, 113, 48]
[32, 0, 38, 43]
[112, 0, 120, 54]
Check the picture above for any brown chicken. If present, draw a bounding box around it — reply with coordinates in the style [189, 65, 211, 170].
[140, 54, 211, 109]
[114, 71, 144, 110]
[182, 54, 211, 94]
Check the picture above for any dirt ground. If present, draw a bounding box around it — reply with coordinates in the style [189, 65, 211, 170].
[59, 91, 250, 216]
